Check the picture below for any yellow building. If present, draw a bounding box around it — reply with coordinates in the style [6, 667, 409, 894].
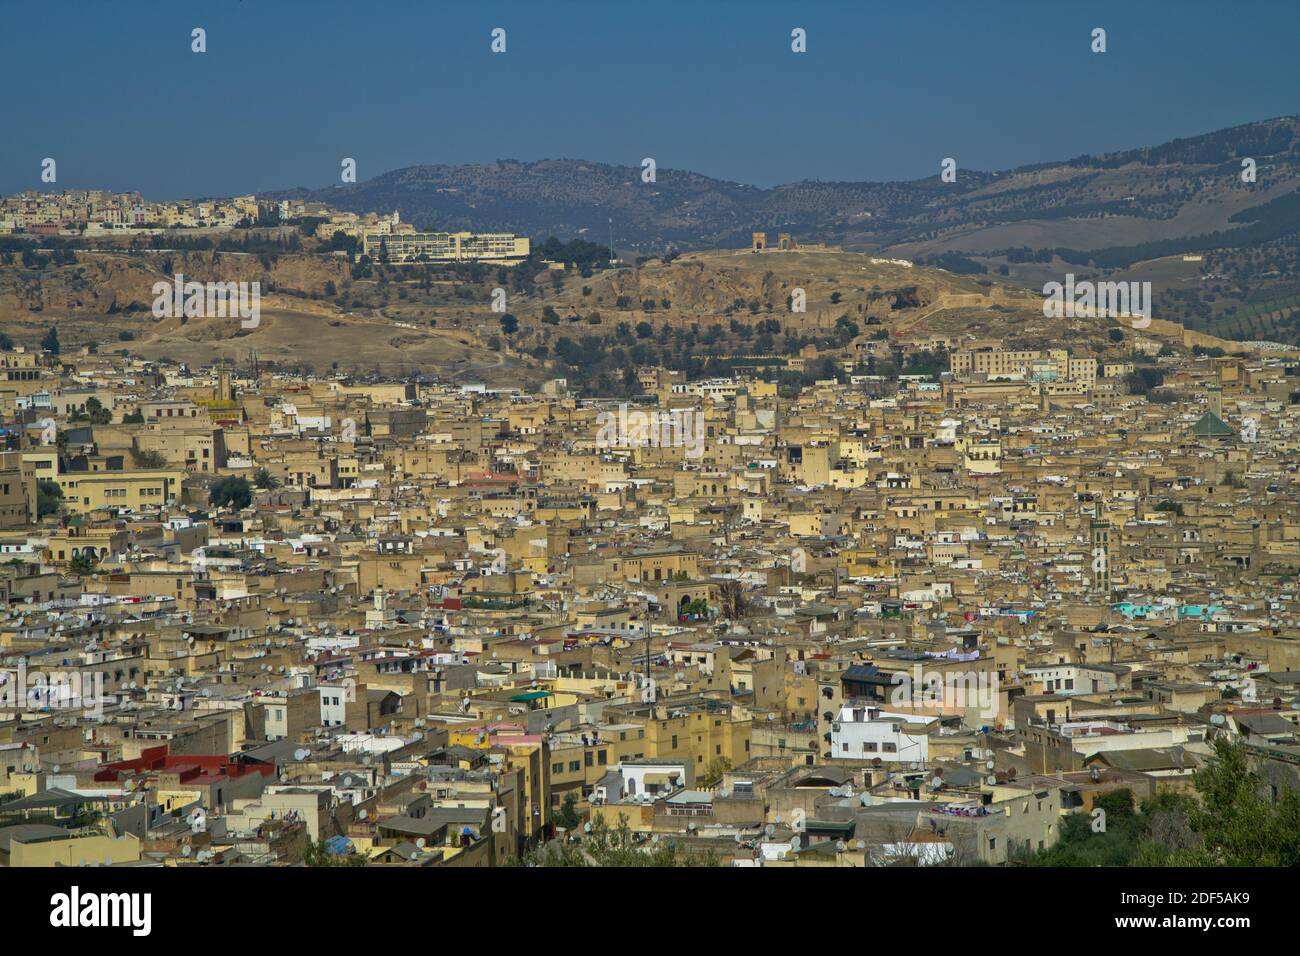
[52, 468, 183, 515]
[0, 451, 32, 528]
[618, 702, 752, 776]
[8, 828, 142, 867]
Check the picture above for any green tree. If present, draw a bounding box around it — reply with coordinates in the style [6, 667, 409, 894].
[37, 479, 63, 518]
[41, 325, 60, 355]
[1032, 737, 1300, 867]
[209, 476, 253, 510]
[253, 467, 280, 490]
[131, 448, 168, 469]
[1125, 366, 1164, 395]
[554, 792, 581, 831]
[698, 757, 732, 788]
[1148, 736, 1300, 866]
[302, 838, 367, 867]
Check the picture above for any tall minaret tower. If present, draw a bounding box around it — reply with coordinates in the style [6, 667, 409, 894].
[1090, 496, 1111, 597]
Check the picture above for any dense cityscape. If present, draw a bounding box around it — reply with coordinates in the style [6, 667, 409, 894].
[1, 1, 1292, 938]
[1, 207, 1298, 873]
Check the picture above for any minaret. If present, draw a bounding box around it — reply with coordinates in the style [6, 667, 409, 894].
[1090, 497, 1111, 597]
[1208, 383, 1223, 419]
[366, 586, 396, 628]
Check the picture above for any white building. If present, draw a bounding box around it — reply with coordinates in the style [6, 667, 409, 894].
[830, 703, 933, 764]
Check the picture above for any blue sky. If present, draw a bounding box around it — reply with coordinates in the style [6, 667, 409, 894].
[1, 0, 1296, 198]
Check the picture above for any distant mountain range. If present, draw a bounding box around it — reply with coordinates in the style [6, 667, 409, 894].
[269, 116, 1300, 342]
[270, 117, 1299, 253]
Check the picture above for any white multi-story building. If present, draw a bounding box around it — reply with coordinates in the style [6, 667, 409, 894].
[830, 703, 934, 763]
[362, 230, 530, 264]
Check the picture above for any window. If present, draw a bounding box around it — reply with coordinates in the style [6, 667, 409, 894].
[671, 735, 678, 748]
[597, 750, 607, 765]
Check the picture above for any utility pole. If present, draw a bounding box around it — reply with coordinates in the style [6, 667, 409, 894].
[644, 593, 654, 706]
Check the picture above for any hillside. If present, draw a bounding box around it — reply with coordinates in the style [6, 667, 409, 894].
[271, 116, 1300, 343]
[0, 249, 538, 385]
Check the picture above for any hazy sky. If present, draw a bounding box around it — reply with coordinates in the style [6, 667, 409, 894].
[2, 0, 1297, 198]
